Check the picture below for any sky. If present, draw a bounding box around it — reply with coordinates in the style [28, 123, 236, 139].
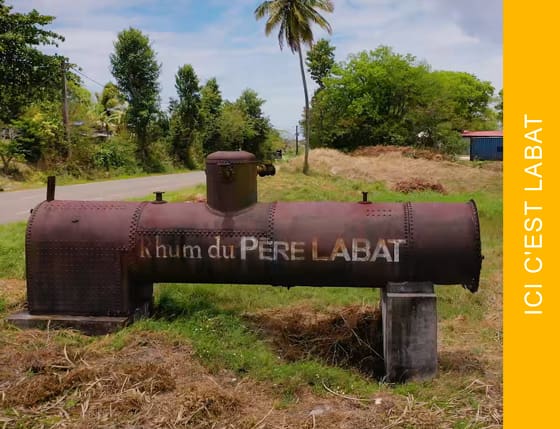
[11, 0, 502, 136]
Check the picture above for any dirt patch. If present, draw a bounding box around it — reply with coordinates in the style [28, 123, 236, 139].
[393, 178, 446, 194]
[287, 148, 502, 194]
[438, 349, 486, 374]
[0, 279, 26, 313]
[1, 334, 175, 408]
[0, 331, 234, 427]
[246, 304, 385, 378]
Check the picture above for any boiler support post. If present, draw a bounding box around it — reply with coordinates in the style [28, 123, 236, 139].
[381, 282, 437, 382]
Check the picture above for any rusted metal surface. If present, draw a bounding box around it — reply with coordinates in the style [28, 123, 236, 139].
[24, 151, 482, 319]
[46, 176, 56, 201]
[257, 163, 276, 177]
[25, 200, 145, 316]
[206, 151, 258, 213]
[130, 200, 480, 290]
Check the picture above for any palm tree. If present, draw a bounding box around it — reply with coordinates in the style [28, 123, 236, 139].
[255, 0, 334, 174]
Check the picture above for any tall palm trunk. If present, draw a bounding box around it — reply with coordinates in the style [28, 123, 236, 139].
[297, 45, 311, 174]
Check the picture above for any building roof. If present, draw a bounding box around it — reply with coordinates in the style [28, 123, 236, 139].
[462, 130, 503, 137]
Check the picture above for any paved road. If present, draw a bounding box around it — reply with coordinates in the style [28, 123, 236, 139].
[0, 171, 205, 224]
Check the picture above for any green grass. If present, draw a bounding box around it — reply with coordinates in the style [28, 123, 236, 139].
[0, 163, 502, 330]
[156, 282, 377, 314]
[0, 167, 192, 192]
[0, 222, 26, 279]
[47, 169, 190, 188]
[0, 162, 503, 421]
[111, 296, 379, 398]
[128, 183, 207, 202]
[138, 168, 500, 401]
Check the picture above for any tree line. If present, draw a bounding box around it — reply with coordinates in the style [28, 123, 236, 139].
[1, 1, 282, 176]
[305, 40, 502, 153]
[2, 0, 501, 179]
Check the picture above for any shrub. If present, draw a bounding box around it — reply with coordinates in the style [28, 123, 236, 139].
[93, 135, 137, 171]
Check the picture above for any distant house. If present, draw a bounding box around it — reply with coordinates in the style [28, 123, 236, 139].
[462, 130, 503, 161]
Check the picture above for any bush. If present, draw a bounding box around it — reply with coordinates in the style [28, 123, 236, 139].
[144, 138, 174, 173]
[186, 134, 205, 170]
[93, 135, 138, 171]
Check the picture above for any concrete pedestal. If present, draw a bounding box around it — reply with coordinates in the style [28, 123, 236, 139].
[6, 312, 131, 336]
[7, 294, 152, 336]
[381, 282, 437, 382]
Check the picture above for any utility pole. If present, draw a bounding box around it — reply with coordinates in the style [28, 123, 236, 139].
[295, 125, 299, 155]
[61, 59, 70, 141]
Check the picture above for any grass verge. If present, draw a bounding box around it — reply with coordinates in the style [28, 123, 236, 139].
[0, 151, 503, 427]
[0, 222, 26, 279]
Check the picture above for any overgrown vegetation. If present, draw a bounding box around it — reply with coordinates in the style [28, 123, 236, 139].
[1, 150, 502, 427]
[0, 1, 284, 184]
[2, 0, 501, 186]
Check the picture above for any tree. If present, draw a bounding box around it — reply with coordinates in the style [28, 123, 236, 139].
[199, 78, 223, 156]
[96, 82, 127, 134]
[218, 102, 246, 152]
[0, 0, 65, 123]
[495, 88, 503, 126]
[306, 39, 335, 147]
[1, 73, 94, 171]
[306, 38, 336, 90]
[234, 89, 273, 158]
[99, 82, 124, 112]
[239, 89, 273, 158]
[9, 103, 63, 165]
[411, 71, 496, 150]
[169, 64, 201, 165]
[110, 28, 161, 165]
[214, 90, 275, 159]
[311, 46, 430, 150]
[430, 71, 495, 130]
[0, 124, 21, 174]
[309, 46, 497, 153]
[255, 0, 334, 174]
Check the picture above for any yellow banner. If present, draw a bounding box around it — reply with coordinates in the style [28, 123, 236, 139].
[504, 1, 559, 427]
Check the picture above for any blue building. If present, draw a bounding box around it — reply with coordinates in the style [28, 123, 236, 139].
[462, 131, 503, 161]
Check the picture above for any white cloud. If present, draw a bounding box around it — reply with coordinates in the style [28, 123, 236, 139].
[10, 0, 503, 134]
[329, 1, 501, 87]
[13, 0, 149, 28]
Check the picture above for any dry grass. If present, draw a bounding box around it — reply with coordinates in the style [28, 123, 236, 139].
[286, 148, 502, 194]
[1, 148, 503, 428]
[393, 178, 446, 194]
[351, 145, 454, 161]
[0, 279, 26, 312]
[246, 304, 385, 377]
[0, 329, 457, 429]
[0, 284, 502, 428]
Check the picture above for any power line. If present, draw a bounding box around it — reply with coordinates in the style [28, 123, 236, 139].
[71, 67, 106, 89]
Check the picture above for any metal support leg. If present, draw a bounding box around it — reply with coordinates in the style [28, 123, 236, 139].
[381, 282, 437, 382]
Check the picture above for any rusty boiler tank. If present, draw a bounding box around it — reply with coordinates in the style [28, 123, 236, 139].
[24, 151, 482, 320]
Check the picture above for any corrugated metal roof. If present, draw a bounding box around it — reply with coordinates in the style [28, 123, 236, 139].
[462, 130, 503, 137]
